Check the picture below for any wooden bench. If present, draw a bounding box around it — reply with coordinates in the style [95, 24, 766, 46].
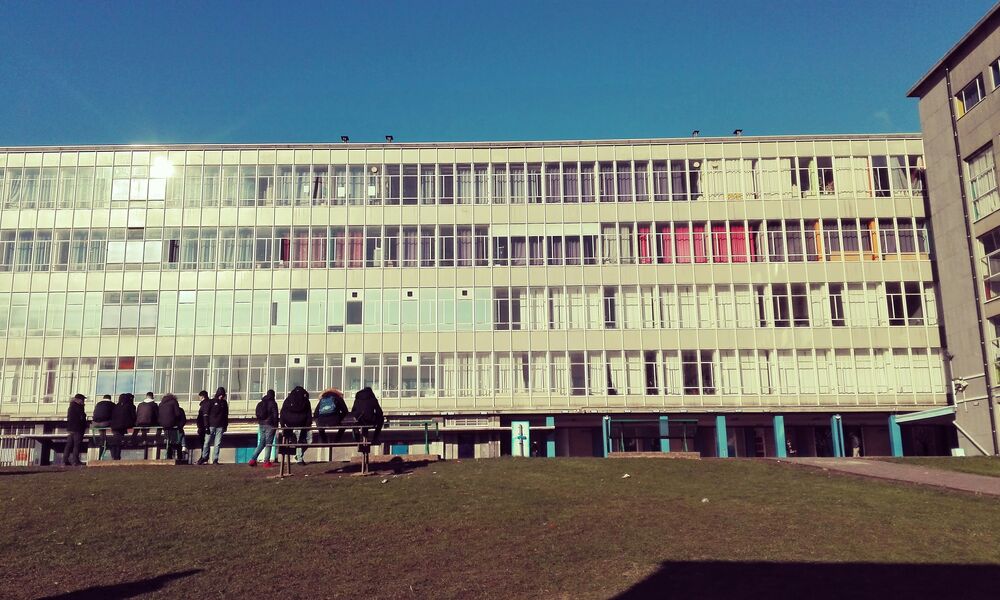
[273, 427, 377, 478]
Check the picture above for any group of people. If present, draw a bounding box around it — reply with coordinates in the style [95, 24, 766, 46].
[62, 385, 383, 467]
[247, 385, 384, 467]
[63, 387, 230, 465]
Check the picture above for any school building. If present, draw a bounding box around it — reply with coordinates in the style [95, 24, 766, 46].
[0, 132, 964, 464]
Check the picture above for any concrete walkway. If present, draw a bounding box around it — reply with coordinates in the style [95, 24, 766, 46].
[777, 457, 1000, 496]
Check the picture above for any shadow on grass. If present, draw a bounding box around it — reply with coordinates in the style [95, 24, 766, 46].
[325, 457, 436, 476]
[38, 568, 202, 599]
[612, 561, 1000, 599]
[0, 470, 47, 476]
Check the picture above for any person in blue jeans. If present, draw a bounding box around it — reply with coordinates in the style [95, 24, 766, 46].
[198, 387, 229, 465]
[248, 389, 279, 467]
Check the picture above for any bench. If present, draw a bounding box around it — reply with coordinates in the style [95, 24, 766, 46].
[273, 426, 378, 478]
[90, 426, 173, 461]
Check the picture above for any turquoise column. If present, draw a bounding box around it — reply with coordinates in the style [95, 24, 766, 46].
[601, 416, 610, 458]
[715, 415, 729, 458]
[658, 415, 670, 453]
[888, 414, 903, 457]
[545, 416, 556, 458]
[773, 415, 787, 458]
[831, 414, 845, 457]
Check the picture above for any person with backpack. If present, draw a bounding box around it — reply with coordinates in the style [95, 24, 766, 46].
[198, 387, 229, 465]
[351, 386, 385, 445]
[279, 386, 312, 465]
[64, 393, 88, 466]
[314, 387, 350, 443]
[195, 390, 211, 459]
[134, 391, 159, 444]
[157, 393, 184, 459]
[248, 390, 279, 467]
[109, 393, 137, 460]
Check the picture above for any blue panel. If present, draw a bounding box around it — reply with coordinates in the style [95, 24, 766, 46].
[715, 415, 729, 458]
[659, 415, 670, 453]
[773, 415, 787, 458]
[888, 415, 903, 457]
[390, 443, 409, 455]
[601, 416, 610, 458]
[545, 416, 555, 458]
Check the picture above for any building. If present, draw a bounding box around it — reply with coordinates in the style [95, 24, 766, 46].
[0, 135, 952, 464]
[908, 3, 1000, 456]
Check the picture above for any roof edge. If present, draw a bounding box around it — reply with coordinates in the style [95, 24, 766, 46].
[908, 2, 1000, 98]
[0, 133, 924, 153]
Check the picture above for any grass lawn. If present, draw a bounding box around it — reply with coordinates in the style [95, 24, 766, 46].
[888, 456, 1000, 478]
[2, 458, 1000, 599]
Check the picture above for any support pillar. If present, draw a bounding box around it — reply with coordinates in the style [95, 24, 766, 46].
[888, 414, 903, 457]
[715, 415, 729, 458]
[831, 414, 845, 458]
[545, 416, 555, 458]
[659, 415, 670, 453]
[601, 416, 611, 458]
[773, 415, 787, 458]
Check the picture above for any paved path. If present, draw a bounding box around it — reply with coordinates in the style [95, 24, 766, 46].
[777, 458, 1000, 496]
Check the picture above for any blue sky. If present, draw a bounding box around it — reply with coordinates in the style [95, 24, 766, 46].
[1, 0, 996, 145]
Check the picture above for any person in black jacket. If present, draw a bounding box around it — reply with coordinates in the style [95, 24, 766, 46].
[158, 393, 184, 459]
[314, 387, 350, 443]
[279, 386, 312, 465]
[110, 393, 137, 460]
[248, 390, 279, 467]
[198, 387, 228, 465]
[133, 391, 159, 444]
[351, 386, 385, 444]
[195, 390, 211, 461]
[92, 394, 114, 427]
[63, 393, 88, 466]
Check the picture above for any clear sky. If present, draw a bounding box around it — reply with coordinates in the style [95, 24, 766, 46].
[1, 0, 996, 145]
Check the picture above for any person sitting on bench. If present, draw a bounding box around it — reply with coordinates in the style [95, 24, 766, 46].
[351, 387, 385, 445]
[134, 392, 159, 441]
[110, 393, 136, 460]
[92, 394, 114, 428]
[279, 386, 312, 465]
[314, 387, 350, 443]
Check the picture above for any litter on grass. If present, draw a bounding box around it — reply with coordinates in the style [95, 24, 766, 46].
[621, 473, 631, 479]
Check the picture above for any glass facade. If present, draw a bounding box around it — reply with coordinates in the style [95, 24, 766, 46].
[0, 136, 946, 431]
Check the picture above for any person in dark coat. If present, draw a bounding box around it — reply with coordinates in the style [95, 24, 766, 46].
[248, 390, 279, 467]
[195, 390, 211, 460]
[198, 387, 228, 465]
[279, 386, 312, 465]
[133, 391, 159, 444]
[110, 393, 137, 460]
[92, 394, 114, 427]
[64, 393, 88, 466]
[157, 393, 184, 459]
[314, 387, 350, 443]
[351, 386, 385, 444]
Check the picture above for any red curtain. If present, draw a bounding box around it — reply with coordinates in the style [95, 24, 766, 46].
[712, 224, 729, 263]
[693, 224, 707, 263]
[638, 224, 652, 264]
[348, 230, 364, 268]
[657, 225, 672, 263]
[675, 226, 691, 263]
[730, 224, 748, 263]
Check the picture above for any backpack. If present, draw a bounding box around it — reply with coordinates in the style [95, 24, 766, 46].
[255, 399, 268, 420]
[316, 395, 338, 417]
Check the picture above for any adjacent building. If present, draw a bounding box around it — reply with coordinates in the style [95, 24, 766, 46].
[0, 135, 952, 463]
[908, 3, 1000, 456]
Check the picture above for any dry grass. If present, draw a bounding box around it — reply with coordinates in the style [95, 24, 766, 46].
[2, 458, 1000, 599]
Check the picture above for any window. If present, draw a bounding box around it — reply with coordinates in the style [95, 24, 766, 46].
[956, 74, 986, 117]
[967, 146, 1000, 220]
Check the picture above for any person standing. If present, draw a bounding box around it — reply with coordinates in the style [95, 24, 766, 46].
[248, 390, 279, 467]
[157, 393, 184, 459]
[199, 387, 229, 465]
[109, 393, 137, 460]
[195, 390, 211, 459]
[850, 432, 862, 458]
[63, 393, 88, 466]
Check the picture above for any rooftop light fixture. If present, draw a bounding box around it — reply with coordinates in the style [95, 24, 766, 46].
[341, 136, 350, 143]
[691, 130, 700, 137]
[733, 129, 743, 136]
[385, 135, 394, 143]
